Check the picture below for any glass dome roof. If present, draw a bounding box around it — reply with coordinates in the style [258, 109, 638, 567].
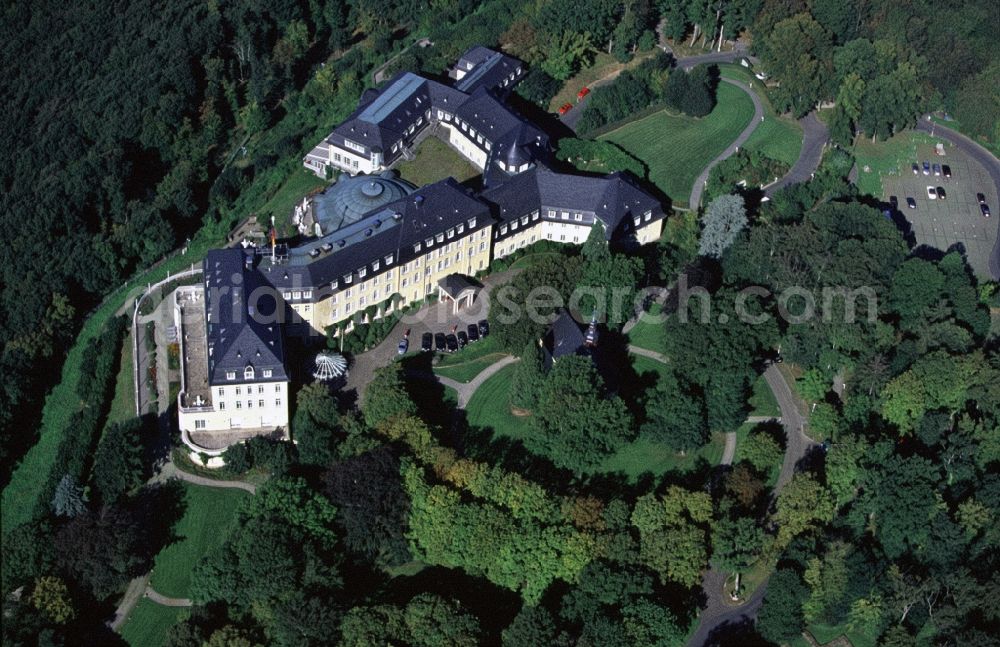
[311, 171, 415, 235]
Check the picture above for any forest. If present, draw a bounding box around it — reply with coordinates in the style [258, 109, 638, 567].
[2, 0, 999, 645]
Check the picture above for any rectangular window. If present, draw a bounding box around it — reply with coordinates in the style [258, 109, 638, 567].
[226, 371, 236, 380]
[236, 401, 242, 409]
[235, 387, 241, 395]
[263, 369, 272, 378]
[247, 400, 253, 409]
[217, 388, 224, 397]
[275, 384, 281, 393]
[358, 267, 366, 278]
[219, 402, 225, 411]
[195, 420, 206, 429]
[276, 399, 282, 407]
[259, 400, 265, 408]
[303, 290, 313, 299]
[258, 385, 264, 394]
[372, 261, 380, 272]
[575, 214, 582, 221]
[282, 291, 291, 300]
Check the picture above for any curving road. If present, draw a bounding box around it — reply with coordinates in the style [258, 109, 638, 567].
[685, 363, 814, 647]
[689, 78, 764, 209]
[765, 112, 829, 196]
[916, 117, 1000, 280]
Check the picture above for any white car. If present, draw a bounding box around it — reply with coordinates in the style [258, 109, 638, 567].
[926, 186, 937, 200]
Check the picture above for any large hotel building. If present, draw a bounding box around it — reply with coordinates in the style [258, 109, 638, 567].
[177, 46, 667, 446]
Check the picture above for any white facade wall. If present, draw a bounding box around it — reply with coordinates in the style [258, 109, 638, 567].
[327, 143, 378, 175]
[178, 380, 290, 435]
[440, 123, 488, 170]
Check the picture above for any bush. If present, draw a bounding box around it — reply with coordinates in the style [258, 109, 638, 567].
[576, 53, 672, 134]
[221, 436, 296, 476]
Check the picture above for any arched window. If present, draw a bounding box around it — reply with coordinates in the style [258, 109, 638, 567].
[244, 365, 255, 380]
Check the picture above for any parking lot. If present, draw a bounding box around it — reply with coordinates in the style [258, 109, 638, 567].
[881, 141, 998, 279]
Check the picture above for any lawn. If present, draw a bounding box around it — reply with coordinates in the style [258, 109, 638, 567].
[852, 130, 941, 197]
[748, 374, 780, 418]
[717, 64, 803, 167]
[119, 599, 187, 647]
[433, 337, 510, 383]
[600, 82, 755, 206]
[261, 167, 330, 235]
[628, 303, 668, 353]
[788, 621, 879, 647]
[147, 483, 249, 598]
[467, 363, 724, 479]
[395, 136, 480, 187]
[106, 334, 136, 426]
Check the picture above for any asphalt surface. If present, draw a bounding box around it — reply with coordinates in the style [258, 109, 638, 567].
[685, 364, 813, 647]
[689, 78, 764, 209]
[916, 117, 1000, 280]
[765, 112, 829, 196]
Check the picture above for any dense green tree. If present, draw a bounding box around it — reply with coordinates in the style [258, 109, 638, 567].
[509, 340, 545, 412]
[324, 448, 410, 567]
[740, 429, 784, 473]
[756, 569, 808, 643]
[54, 507, 150, 599]
[51, 475, 86, 518]
[363, 364, 418, 428]
[404, 593, 481, 647]
[292, 382, 343, 466]
[772, 474, 835, 551]
[528, 356, 634, 473]
[502, 606, 558, 647]
[756, 13, 833, 116]
[640, 368, 708, 451]
[712, 515, 765, 575]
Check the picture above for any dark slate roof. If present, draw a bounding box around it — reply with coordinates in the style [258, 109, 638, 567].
[438, 273, 480, 298]
[328, 72, 435, 155]
[454, 47, 523, 95]
[542, 310, 588, 367]
[203, 248, 287, 386]
[480, 166, 663, 239]
[311, 172, 416, 235]
[257, 179, 491, 293]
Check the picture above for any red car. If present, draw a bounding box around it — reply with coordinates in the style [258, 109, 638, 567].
[558, 103, 573, 115]
[577, 86, 590, 101]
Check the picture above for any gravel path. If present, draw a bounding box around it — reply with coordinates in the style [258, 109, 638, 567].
[689, 78, 765, 209]
[144, 587, 192, 607]
[765, 112, 829, 196]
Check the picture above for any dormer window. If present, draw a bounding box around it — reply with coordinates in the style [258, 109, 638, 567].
[447, 229, 454, 239]
[244, 366, 255, 380]
[226, 371, 236, 380]
[359, 267, 367, 278]
[414, 243, 422, 253]
[457, 224, 464, 234]
[425, 238, 433, 247]
[435, 233, 444, 243]
[343, 274, 352, 284]
[372, 261, 380, 272]
[468, 217, 477, 228]
[263, 369, 273, 378]
[385, 254, 394, 265]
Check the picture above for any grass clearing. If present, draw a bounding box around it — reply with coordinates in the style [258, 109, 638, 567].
[106, 335, 137, 426]
[628, 303, 668, 353]
[119, 598, 187, 647]
[467, 363, 724, 479]
[718, 64, 802, 166]
[788, 621, 879, 647]
[434, 353, 508, 383]
[852, 130, 941, 196]
[147, 483, 249, 598]
[748, 375, 780, 418]
[548, 49, 658, 112]
[262, 167, 330, 235]
[395, 136, 480, 187]
[601, 82, 755, 206]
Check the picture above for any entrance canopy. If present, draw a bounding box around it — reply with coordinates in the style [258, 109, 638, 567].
[437, 274, 481, 313]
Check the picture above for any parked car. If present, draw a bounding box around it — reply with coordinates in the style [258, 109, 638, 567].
[434, 332, 446, 352]
[478, 319, 490, 337]
[932, 163, 941, 176]
[982, 203, 992, 218]
[942, 164, 951, 178]
[977, 192, 987, 204]
[445, 334, 459, 352]
[467, 323, 480, 342]
[577, 87, 590, 101]
[937, 187, 946, 200]
[421, 332, 433, 351]
[906, 197, 917, 209]
[911, 163, 919, 175]
[457, 331, 468, 348]
[558, 103, 573, 115]
[926, 186, 937, 200]
[922, 161, 930, 175]
[397, 338, 409, 355]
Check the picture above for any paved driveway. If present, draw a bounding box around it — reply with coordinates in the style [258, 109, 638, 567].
[765, 112, 829, 196]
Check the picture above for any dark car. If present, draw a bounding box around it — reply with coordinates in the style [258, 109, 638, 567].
[434, 333, 446, 352]
[978, 193, 987, 204]
[467, 323, 480, 342]
[922, 161, 930, 175]
[911, 163, 919, 175]
[937, 187, 947, 200]
[397, 338, 409, 355]
[445, 334, 459, 352]
[932, 163, 941, 176]
[457, 331, 468, 348]
[478, 320, 490, 337]
[906, 197, 917, 209]
[421, 332, 433, 351]
[982, 203, 992, 218]
[942, 164, 951, 178]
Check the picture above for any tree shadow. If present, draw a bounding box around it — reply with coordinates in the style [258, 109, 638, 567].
[703, 616, 775, 646]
